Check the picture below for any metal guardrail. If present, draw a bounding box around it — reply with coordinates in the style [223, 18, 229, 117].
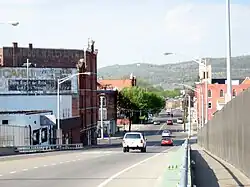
[14, 144, 84, 153]
[179, 138, 191, 187]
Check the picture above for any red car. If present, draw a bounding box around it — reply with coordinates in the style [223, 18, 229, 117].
[167, 119, 173, 125]
[161, 137, 174, 146]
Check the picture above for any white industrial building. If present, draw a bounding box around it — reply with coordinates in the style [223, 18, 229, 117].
[0, 95, 72, 119]
[0, 67, 78, 146]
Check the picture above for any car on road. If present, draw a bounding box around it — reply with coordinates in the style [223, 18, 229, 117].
[177, 118, 183, 124]
[161, 137, 174, 146]
[167, 119, 173, 125]
[122, 132, 147, 153]
[153, 121, 160, 125]
[161, 130, 171, 137]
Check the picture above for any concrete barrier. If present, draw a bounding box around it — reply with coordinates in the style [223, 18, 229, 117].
[0, 147, 17, 156]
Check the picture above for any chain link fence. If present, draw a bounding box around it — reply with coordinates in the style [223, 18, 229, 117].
[0, 124, 30, 147]
[198, 88, 250, 178]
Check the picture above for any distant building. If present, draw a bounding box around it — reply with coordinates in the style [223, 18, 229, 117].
[165, 98, 182, 109]
[98, 74, 136, 91]
[196, 77, 250, 122]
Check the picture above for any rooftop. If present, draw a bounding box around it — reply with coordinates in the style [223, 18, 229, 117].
[0, 110, 53, 115]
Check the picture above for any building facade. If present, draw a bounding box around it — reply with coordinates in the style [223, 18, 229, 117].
[0, 41, 98, 145]
[196, 77, 250, 122]
[0, 42, 84, 68]
[96, 85, 118, 137]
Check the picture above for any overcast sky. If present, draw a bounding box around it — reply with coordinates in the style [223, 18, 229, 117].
[0, 0, 249, 68]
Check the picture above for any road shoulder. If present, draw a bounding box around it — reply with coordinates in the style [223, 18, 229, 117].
[191, 144, 250, 187]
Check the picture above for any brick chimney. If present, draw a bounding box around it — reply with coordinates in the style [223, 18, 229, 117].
[12, 42, 18, 66]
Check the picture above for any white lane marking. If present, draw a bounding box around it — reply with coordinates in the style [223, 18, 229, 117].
[77, 159, 81, 161]
[51, 163, 57, 166]
[43, 164, 48, 167]
[60, 161, 64, 164]
[22, 168, 28, 171]
[0, 174, 3, 177]
[10, 171, 17, 174]
[33, 166, 38, 169]
[97, 146, 176, 187]
[156, 123, 166, 135]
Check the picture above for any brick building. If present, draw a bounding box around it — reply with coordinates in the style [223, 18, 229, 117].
[98, 75, 136, 126]
[98, 74, 136, 91]
[0, 41, 98, 145]
[196, 77, 250, 122]
[96, 83, 118, 137]
[0, 42, 84, 68]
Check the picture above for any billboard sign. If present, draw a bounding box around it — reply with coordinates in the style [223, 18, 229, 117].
[0, 67, 78, 94]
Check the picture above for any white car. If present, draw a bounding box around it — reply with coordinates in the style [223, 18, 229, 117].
[177, 118, 183, 124]
[162, 130, 171, 137]
[122, 132, 147, 152]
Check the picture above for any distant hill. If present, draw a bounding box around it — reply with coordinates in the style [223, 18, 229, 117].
[97, 55, 250, 89]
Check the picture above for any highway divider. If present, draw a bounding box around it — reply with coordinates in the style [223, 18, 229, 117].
[159, 138, 191, 187]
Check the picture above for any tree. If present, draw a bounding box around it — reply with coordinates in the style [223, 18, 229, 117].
[117, 87, 165, 131]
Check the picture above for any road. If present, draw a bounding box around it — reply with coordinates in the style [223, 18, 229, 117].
[0, 123, 186, 187]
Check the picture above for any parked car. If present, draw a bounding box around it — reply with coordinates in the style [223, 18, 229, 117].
[122, 132, 147, 153]
[167, 119, 173, 125]
[161, 137, 174, 146]
[162, 130, 171, 137]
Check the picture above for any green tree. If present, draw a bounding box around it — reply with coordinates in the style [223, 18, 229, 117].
[117, 87, 165, 131]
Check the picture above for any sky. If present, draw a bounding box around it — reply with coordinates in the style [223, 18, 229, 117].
[0, 0, 250, 68]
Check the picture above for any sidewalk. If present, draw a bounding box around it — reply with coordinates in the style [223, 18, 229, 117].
[191, 144, 250, 187]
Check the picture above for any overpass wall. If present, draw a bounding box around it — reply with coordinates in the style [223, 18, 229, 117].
[198, 88, 250, 178]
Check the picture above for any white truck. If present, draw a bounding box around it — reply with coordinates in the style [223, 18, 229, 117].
[122, 132, 147, 153]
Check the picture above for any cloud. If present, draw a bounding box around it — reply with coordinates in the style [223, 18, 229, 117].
[164, 2, 250, 58]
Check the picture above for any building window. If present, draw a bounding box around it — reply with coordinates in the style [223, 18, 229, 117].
[99, 96, 106, 107]
[2, 120, 8, 125]
[232, 89, 236, 97]
[208, 90, 212, 97]
[220, 89, 224, 97]
[208, 102, 212, 109]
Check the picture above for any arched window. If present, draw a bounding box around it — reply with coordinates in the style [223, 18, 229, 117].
[232, 89, 236, 97]
[208, 90, 212, 97]
[220, 89, 224, 97]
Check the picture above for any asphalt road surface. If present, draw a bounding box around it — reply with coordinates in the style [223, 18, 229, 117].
[0, 123, 186, 187]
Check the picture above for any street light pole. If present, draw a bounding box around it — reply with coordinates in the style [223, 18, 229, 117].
[57, 72, 91, 144]
[188, 95, 191, 138]
[26, 59, 29, 94]
[226, 0, 232, 102]
[204, 59, 208, 124]
[100, 96, 104, 139]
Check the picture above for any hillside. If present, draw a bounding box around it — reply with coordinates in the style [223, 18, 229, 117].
[97, 55, 250, 89]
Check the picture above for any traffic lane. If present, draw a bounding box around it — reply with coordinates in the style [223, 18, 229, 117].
[101, 146, 181, 187]
[0, 148, 121, 175]
[0, 143, 122, 162]
[0, 123, 165, 171]
[0, 145, 175, 187]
